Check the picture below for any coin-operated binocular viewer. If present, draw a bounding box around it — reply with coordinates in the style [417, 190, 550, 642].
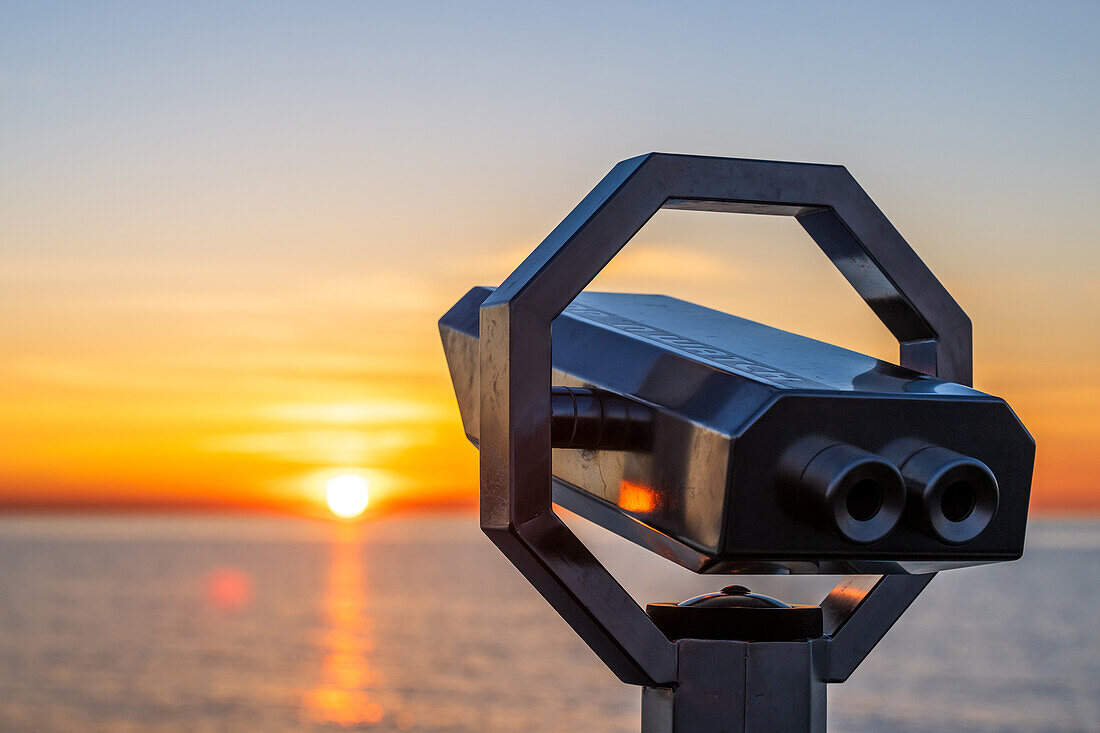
[440, 154, 1034, 732]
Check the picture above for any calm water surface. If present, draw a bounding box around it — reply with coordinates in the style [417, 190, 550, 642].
[0, 515, 1096, 732]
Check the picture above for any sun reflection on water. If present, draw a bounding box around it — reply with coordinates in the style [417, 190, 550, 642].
[300, 524, 413, 729]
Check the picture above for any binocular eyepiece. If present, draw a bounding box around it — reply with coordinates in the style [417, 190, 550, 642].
[792, 442, 907, 545]
[787, 440, 999, 545]
[894, 444, 1000, 544]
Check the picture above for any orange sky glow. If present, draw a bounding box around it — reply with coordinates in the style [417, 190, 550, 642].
[3, 209, 1097, 516]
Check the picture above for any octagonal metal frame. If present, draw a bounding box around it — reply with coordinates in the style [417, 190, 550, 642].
[478, 153, 971, 686]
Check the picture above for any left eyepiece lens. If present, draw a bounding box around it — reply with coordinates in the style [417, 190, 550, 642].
[799, 443, 906, 544]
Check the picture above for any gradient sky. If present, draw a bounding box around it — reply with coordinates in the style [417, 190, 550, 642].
[3, 1, 1098, 515]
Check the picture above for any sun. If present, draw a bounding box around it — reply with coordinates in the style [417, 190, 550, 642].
[325, 473, 370, 518]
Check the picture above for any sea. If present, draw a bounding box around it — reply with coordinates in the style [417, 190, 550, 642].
[0, 515, 1096, 733]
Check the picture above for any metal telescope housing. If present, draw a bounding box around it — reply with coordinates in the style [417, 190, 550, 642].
[441, 288, 1032, 574]
[439, 153, 1035, 730]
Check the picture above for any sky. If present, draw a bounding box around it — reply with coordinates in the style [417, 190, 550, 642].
[2, 1, 1098, 515]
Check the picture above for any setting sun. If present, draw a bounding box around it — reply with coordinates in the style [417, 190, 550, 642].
[325, 474, 370, 518]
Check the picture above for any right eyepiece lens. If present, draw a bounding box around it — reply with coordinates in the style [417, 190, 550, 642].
[899, 446, 999, 544]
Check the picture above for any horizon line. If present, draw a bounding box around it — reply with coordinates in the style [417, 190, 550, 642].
[0, 497, 1095, 519]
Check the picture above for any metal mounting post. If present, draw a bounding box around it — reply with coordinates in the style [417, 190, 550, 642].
[642, 641, 825, 733]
